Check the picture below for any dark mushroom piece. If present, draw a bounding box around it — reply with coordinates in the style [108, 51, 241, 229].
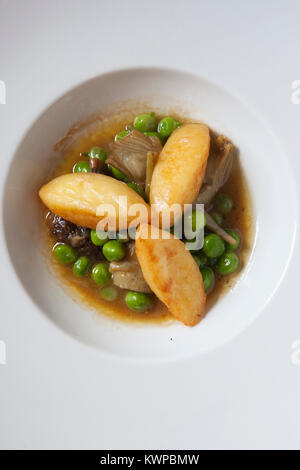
[46, 212, 102, 258]
[89, 158, 99, 173]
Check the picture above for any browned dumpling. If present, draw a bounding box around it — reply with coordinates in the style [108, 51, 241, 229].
[136, 224, 206, 326]
[150, 123, 210, 227]
[39, 173, 150, 230]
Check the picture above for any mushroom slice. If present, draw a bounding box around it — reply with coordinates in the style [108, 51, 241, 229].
[196, 133, 234, 205]
[135, 224, 206, 326]
[205, 211, 236, 245]
[106, 130, 162, 185]
[150, 123, 210, 227]
[111, 271, 152, 294]
[109, 241, 151, 293]
[39, 173, 150, 230]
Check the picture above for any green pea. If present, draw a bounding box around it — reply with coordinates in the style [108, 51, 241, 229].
[200, 267, 215, 293]
[214, 193, 233, 214]
[91, 263, 111, 286]
[225, 229, 241, 252]
[73, 161, 90, 173]
[54, 244, 77, 264]
[144, 131, 165, 145]
[73, 256, 91, 276]
[185, 209, 206, 234]
[90, 229, 109, 246]
[100, 287, 117, 301]
[115, 130, 131, 141]
[192, 251, 208, 269]
[107, 164, 127, 181]
[157, 117, 181, 138]
[125, 291, 153, 311]
[202, 233, 225, 258]
[127, 182, 146, 199]
[133, 113, 157, 132]
[210, 211, 223, 225]
[125, 124, 134, 131]
[89, 146, 108, 163]
[215, 252, 239, 275]
[102, 240, 126, 262]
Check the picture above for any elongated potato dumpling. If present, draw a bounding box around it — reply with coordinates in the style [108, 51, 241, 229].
[39, 173, 150, 230]
[136, 224, 206, 326]
[150, 123, 210, 226]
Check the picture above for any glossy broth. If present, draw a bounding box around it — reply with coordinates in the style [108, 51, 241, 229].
[41, 111, 253, 324]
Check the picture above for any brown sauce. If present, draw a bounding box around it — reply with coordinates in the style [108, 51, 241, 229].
[41, 110, 253, 325]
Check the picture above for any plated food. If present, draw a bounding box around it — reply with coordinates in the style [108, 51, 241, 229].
[39, 110, 252, 326]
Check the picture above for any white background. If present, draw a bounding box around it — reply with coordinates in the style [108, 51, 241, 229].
[0, 0, 300, 449]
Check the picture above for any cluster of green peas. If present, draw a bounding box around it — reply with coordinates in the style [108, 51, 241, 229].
[119, 112, 182, 144]
[53, 230, 152, 311]
[187, 193, 240, 293]
[72, 112, 181, 196]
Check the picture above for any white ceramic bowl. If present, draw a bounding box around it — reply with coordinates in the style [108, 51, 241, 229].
[3, 67, 297, 360]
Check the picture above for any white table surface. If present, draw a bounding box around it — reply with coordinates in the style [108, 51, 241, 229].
[0, 0, 299, 449]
